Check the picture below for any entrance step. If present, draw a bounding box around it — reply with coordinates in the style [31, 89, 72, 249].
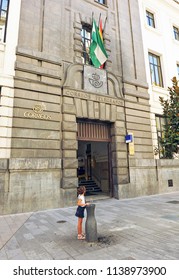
[78, 179, 102, 195]
[86, 192, 110, 202]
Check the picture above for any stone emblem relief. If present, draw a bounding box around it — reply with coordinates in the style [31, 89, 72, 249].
[33, 104, 46, 113]
[83, 65, 107, 94]
[63, 64, 123, 98]
[89, 73, 103, 88]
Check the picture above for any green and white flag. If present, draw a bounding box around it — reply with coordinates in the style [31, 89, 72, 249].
[89, 19, 108, 68]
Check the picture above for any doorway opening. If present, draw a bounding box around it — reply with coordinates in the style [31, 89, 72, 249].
[77, 119, 112, 197]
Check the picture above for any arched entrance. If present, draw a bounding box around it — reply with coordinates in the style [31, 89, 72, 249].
[77, 119, 113, 197]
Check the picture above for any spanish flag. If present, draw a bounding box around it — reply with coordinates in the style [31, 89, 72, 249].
[99, 18, 104, 68]
[99, 18, 103, 41]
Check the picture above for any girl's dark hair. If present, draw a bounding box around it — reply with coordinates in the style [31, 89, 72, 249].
[77, 186, 86, 195]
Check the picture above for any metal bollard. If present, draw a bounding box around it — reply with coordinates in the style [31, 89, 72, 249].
[85, 204, 98, 242]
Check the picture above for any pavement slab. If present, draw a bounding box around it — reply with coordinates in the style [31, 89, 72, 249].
[0, 192, 179, 259]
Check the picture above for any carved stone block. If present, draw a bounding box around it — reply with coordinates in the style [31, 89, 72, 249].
[84, 65, 107, 94]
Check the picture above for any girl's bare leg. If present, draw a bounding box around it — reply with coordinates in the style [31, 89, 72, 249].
[77, 218, 83, 235]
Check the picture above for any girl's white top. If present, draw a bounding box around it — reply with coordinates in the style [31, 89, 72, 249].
[78, 194, 85, 207]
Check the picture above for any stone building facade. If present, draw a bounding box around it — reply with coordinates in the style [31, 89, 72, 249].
[139, 0, 179, 158]
[0, 0, 179, 215]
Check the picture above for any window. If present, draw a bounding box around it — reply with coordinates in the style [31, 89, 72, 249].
[97, 0, 106, 4]
[155, 115, 165, 158]
[0, 0, 9, 42]
[146, 10, 155, 28]
[0, 87, 2, 108]
[81, 24, 92, 65]
[0, 26, 3, 40]
[173, 26, 179, 41]
[177, 64, 179, 79]
[148, 53, 163, 87]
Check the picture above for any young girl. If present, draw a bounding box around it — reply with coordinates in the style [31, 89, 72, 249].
[75, 186, 89, 240]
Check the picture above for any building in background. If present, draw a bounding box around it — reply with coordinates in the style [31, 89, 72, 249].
[0, 0, 179, 215]
[139, 0, 179, 158]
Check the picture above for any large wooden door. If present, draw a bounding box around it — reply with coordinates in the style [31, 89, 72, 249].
[77, 120, 113, 196]
[77, 120, 111, 142]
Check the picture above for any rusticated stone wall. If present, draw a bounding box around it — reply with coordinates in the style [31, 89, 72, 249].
[0, 158, 77, 215]
[0, 0, 164, 214]
[12, 49, 62, 158]
[115, 159, 179, 199]
[1, 157, 179, 214]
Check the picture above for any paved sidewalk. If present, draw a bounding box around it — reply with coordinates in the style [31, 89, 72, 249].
[0, 192, 179, 260]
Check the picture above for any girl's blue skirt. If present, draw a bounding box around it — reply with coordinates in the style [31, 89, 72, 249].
[75, 206, 85, 218]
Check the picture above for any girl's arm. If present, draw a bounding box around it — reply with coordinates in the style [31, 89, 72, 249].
[77, 199, 89, 207]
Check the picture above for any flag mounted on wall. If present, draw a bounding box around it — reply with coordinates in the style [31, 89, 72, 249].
[89, 19, 108, 68]
[99, 18, 104, 69]
[99, 18, 103, 41]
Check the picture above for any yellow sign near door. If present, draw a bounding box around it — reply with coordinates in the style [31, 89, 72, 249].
[128, 133, 135, 155]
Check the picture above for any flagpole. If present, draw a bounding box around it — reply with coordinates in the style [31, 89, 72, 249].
[98, 13, 101, 27]
[92, 12, 94, 24]
[103, 16, 107, 33]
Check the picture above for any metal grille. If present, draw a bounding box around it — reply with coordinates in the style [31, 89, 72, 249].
[166, 201, 179, 204]
[77, 121, 110, 142]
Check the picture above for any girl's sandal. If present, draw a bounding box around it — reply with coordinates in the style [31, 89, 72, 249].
[81, 233, 86, 238]
[77, 234, 85, 240]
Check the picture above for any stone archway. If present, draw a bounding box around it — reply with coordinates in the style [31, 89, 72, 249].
[61, 63, 128, 198]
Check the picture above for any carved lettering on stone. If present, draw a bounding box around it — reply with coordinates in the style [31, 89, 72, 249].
[63, 89, 124, 106]
[24, 103, 52, 120]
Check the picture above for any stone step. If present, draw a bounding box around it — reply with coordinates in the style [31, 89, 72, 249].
[78, 179, 102, 194]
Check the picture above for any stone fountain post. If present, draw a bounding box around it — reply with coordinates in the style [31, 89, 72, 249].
[85, 204, 98, 242]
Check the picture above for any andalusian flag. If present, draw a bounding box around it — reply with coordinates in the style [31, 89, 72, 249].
[89, 19, 108, 68]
